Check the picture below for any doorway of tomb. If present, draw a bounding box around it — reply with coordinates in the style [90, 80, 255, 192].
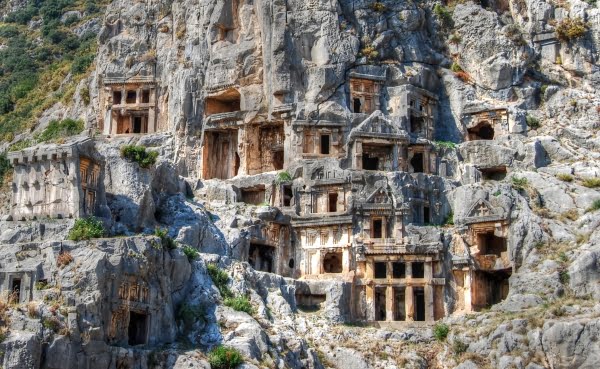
[128, 311, 149, 346]
[414, 287, 425, 321]
[375, 287, 387, 321]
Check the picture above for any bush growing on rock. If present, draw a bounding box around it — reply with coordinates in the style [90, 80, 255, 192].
[433, 4, 453, 29]
[0, 152, 10, 187]
[224, 295, 255, 315]
[68, 217, 105, 241]
[556, 17, 588, 42]
[585, 199, 600, 213]
[182, 245, 199, 261]
[207, 264, 233, 298]
[369, 1, 386, 12]
[275, 171, 292, 183]
[557, 173, 573, 182]
[452, 339, 468, 355]
[120, 145, 158, 168]
[154, 228, 177, 249]
[208, 345, 243, 369]
[582, 177, 600, 188]
[36, 118, 84, 143]
[526, 115, 540, 129]
[511, 176, 528, 190]
[433, 323, 449, 341]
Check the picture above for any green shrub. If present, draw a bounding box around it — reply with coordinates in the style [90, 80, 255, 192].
[71, 54, 94, 75]
[177, 303, 206, 326]
[42, 316, 61, 332]
[207, 264, 233, 298]
[0, 152, 10, 187]
[526, 115, 540, 129]
[444, 211, 454, 226]
[511, 176, 528, 190]
[433, 4, 453, 29]
[35, 280, 50, 290]
[369, 1, 386, 12]
[361, 44, 379, 61]
[556, 17, 588, 42]
[450, 61, 463, 73]
[452, 339, 468, 355]
[182, 245, 199, 261]
[120, 145, 159, 168]
[154, 228, 177, 249]
[585, 199, 600, 213]
[557, 173, 573, 182]
[582, 178, 600, 188]
[37, 118, 84, 143]
[224, 296, 255, 315]
[559, 270, 570, 284]
[433, 323, 449, 341]
[434, 140, 457, 149]
[68, 217, 105, 241]
[275, 171, 292, 184]
[208, 346, 244, 369]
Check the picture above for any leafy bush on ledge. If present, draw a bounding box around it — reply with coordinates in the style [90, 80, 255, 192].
[120, 145, 158, 168]
[207, 264, 233, 298]
[224, 295, 255, 315]
[68, 217, 105, 241]
[556, 17, 588, 42]
[37, 118, 84, 143]
[208, 345, 244, 369]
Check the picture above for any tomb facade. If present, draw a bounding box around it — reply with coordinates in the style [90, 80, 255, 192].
[7, 139, 105, 221]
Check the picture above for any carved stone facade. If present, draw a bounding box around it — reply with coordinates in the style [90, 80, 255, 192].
[101, 74, 158, 135]
[463, 107, 509, 141]
[7, 139, 104, 221]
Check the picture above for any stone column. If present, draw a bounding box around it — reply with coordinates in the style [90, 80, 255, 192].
[392, 144, 399, 171]
[354, 141, 363, 170]
[425, 284, 434, 321]
[405, 285, 414, 321]
[386, 285, 394, 321]
[366, 284, 375, 321]
[465, 270, 473, 312]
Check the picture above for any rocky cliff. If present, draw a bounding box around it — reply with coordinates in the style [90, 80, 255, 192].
[0, 0, 599, 368]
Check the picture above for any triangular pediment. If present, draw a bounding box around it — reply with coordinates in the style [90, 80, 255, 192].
[366, 187, 391, 204]
[467, 198, 498, 218]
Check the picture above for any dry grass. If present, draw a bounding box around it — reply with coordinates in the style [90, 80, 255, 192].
[560, 209, 579, 221]
[26, 301, 38, 318]
[57, 252, 74, 268]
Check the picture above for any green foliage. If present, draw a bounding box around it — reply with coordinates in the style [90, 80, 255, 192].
[207, 264, 233, 298]
[511, 176, 529, 190]
[433, 323, 449, 341]
[224, 296, 255, 315]
[557, 173, 573, 182]
[36, 118, 84, 143]
[559, 270, 570, 284]
[208, 346, 244, 369]
[582, 178, 600, 188]
[556, 17, 588, 42]
[526, 115, 540, 129]
[35, 280, 50, 290]
[42, 316, 61, 332]
[369, 1, 386, 12]
[585, 199, 600, 213]
[450, 62, 463, 73]
[120, 145, 159, 168]
[448, 32, 461, 44]
[452, 339, 468, 355]
[433, 4, 454, 29]
[275, 171, 292, 184]
[0, 152, 10, 187]
[444, 211, 454, 226]
[361, 44, 379, 61]
[154, 228, 177, 250]
[177, 303, 206, 326]
[182, 245, 199, 261]
[434, 140, 457, 149]
[68, 217, 105, 241]
[0, 0, 100, 142]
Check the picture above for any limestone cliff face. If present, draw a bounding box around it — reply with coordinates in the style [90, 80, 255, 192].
[0, 0, 599, 368]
